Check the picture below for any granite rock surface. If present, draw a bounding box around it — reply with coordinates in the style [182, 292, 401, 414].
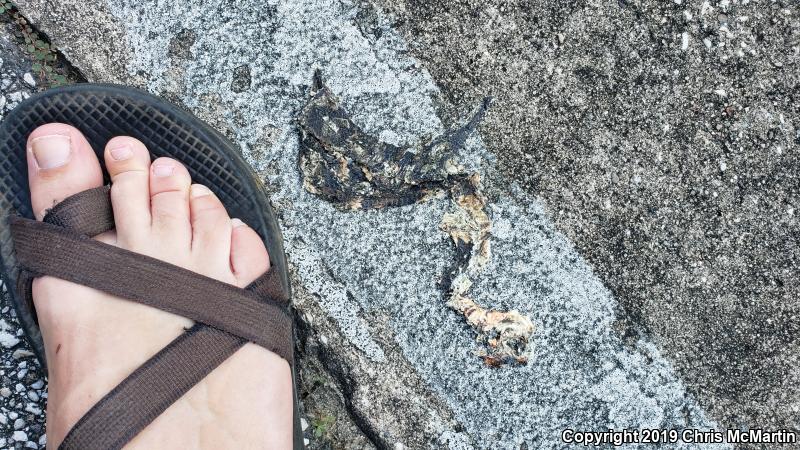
[2, 0, 796, 448]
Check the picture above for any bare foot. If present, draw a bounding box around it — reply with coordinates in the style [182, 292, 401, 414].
[26, 123, 292, 449]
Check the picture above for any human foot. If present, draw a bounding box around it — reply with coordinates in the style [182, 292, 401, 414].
[26, 123, 292, 449]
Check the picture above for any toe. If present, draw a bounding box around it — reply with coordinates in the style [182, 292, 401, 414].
[104, 136, 152, 246]
[229, 219, 270, 287]
[149, 157, 192, 249]
[189, 184, 233, 273]
[27, 123, 104, 220]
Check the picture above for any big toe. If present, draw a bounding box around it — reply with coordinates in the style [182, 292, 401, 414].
[27, 123, 103, 220]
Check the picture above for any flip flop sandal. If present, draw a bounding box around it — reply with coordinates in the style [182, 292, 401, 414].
[0, 84, 302, 449]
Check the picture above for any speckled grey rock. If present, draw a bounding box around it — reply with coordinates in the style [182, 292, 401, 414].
[7, 0, 793, 448]
[374, 0, 800, 436]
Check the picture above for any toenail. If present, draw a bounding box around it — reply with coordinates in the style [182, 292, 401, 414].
[231, 218, 246, 228]
[109, 145, 133, 161]
[190, 184, 213, 198]
[30, 134, 71, 170]
[153, 164, 174, 177]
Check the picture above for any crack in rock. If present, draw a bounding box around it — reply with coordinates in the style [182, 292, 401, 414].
[298, 72, 534, 366]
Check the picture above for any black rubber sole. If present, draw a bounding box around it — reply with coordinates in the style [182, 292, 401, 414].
[0, 83, 301, 447]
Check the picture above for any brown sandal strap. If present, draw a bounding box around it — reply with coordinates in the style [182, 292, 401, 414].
[245, 267, 290, 303]
[58, 271, 286, 450]
[57, 268, 286, 450]
[43, 185, 114, 237]
[58, 324, 246, 450]
[11, 216, 293, 362]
